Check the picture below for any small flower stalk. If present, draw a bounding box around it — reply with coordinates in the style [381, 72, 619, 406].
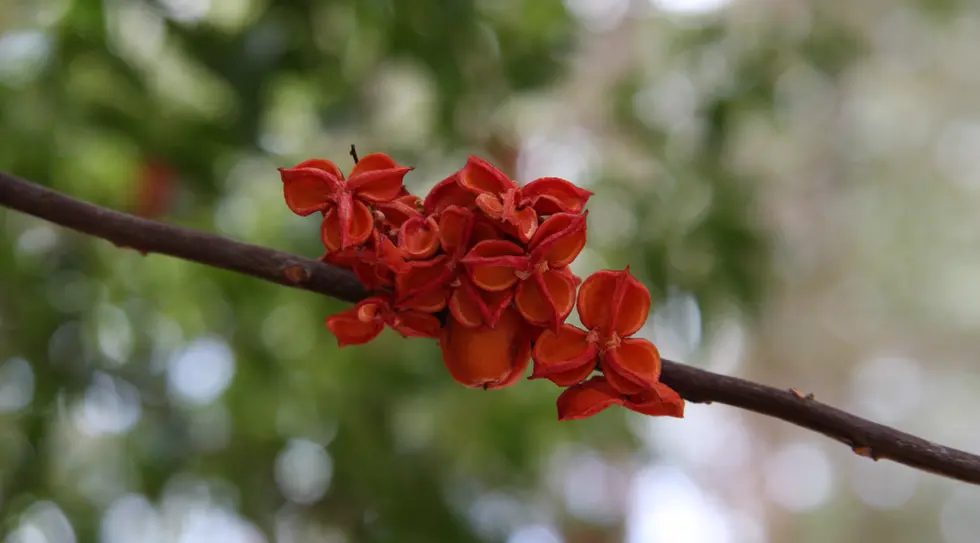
[278, 151, 684, 422]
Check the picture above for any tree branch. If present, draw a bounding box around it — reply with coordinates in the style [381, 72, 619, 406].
[3, 171, 979, 485]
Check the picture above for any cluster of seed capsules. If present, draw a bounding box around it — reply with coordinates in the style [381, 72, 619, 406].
[278, 152, 684, 421]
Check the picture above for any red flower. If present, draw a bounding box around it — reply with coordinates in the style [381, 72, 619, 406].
[458, 155, 593, 243]
[279, 153, 412, 250]
[283, 152, 685, 426]
[461, 212, 588, 331]
[557, 376, 684, 420]
[530, 267, 663, 395]
[325, 295, 440, 347]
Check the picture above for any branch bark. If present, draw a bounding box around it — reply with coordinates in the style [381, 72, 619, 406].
[3, 170, 979, 485]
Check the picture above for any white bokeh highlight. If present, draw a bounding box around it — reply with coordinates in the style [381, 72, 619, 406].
[627, 467, 737, 543]
[74, 372, 143, 436]
[167, 337, 236, 405]
[7, 501, 76, 543]
[0, 357, 34, 412]
[274, 439, 334, 504]
[764, 442, 834, 512]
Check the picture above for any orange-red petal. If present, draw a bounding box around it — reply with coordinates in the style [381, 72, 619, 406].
[438, 205, 472, 257]
[530, 324, 598, 380]
[325, 305, 383, 348]
[394, 191, 422, 206]
[323, 246, 391, 289]
[459, 155, 515, 195]
[528, 212, 588, 268]
[600, 363, 645, 396]
[471, 216, 504, 245]
[321, 208, 343, 251]
[347, 153, 412, 203]
[294, 158, 345, 180]
[439, 308, 531, 389]
[461, 240, 526, 292]
[351, 259, 394, 290]
[515, 269, 576, 331]
[601, 338, 662, 395]
[439, 208, 503, 258]
[577, 267, 651, 337]
[350, 169, 412, 202]
[390, 311, 442, 339]
[279, 167, 340, 216]
[449, 277, 513, 329]
[485, 337, 532, 390]
[399, 216, 440, 260]
[444, 211, 505, 257]
[375, 198, 421, 230]
[475, 193, 505, 218]
[448, 285, 484, 328]
[625, 382, 685, 418]
[556, 377, 624, 421]
[423, 173, 476, 215]
[321, 200, 374, 251]
[557, 266, 582, 288]
[322, 248, 357, 270]
[400, 286, 449, 313]
[510, 205, 538, 244]
[350, 234, 404, 289]
[375, 233, 408, 274]
[479, 287, 514, 328]
[347, 199, 377, 247]
[521, 177, 593, 215]
[349, 152, 397, 177]
[542, 364, 596, 387]
[395, 256, 453, 312]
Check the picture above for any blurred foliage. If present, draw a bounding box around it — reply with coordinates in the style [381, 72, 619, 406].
[0, 0, 930, 541]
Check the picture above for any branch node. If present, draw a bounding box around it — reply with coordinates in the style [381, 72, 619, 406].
[790, 388, 815, 400]
[112, 241, 149, 256]
[852, 445, 879, 460]
[283, 264, 312, 284]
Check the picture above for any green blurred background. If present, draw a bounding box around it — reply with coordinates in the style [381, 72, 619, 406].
[3, 0, 980, 541]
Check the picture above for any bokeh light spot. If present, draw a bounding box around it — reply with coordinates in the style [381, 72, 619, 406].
[0, 357, 34, 412]
[850, 455, 918, 510]
[274, 439, 334, 504]
[764, 442, 834, 512]
[167, 337, 236, 405]
[75, 372, 143, 436]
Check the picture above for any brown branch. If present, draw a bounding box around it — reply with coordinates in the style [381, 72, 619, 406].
[3, 170, 980, 485]
[0, 171, 366, 303]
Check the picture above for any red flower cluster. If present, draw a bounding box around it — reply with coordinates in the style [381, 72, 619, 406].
[278, 152, 684, 421]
